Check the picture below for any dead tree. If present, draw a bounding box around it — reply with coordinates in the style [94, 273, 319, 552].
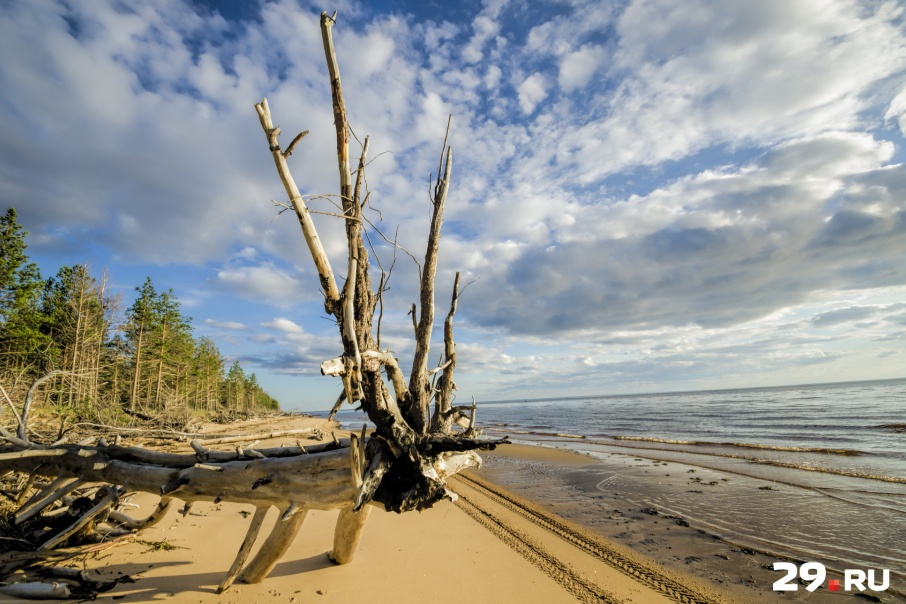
[0, 11, 499, 593]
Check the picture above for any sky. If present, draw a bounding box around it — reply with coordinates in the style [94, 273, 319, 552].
[2, 0, 905, 412]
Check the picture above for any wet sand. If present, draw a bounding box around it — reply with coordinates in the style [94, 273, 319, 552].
[477, 443, 905, 603]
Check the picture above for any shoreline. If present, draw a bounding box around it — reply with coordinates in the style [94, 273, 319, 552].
[3, 415, 898, 602]
[476, 441, 905, 603]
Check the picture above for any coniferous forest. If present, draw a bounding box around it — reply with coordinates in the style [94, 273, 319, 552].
[0, 208, 280, 426]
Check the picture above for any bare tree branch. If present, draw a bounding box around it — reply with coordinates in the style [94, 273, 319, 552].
[254, 99, 340, 308]
[408, 118, 453, 435]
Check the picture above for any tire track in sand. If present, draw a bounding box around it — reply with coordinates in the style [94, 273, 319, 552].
[451, 472, 723, 604]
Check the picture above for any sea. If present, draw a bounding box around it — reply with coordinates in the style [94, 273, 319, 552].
[334, 377, 906, 586]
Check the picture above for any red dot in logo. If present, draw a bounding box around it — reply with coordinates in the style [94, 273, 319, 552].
[828, 579, 841, 592]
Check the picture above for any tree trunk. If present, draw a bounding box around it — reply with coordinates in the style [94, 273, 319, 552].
[130, 322, 143, 413]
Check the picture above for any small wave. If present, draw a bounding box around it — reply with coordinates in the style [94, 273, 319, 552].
[613, 435, 698, 445]
[484, 427, 586, 439]
[611, 435, 864, 456]
[712, 441, 864, 456]
[879, 423, 906, 433]
[753, 460, 906, 484]
[590, 438, 906, 484]
[812, 488, 906, 514]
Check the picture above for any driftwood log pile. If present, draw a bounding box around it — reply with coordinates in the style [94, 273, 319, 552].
[0, 11, 504, 596]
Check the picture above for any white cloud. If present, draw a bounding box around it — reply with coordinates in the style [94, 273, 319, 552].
[215, 264, 309, 307]
[517, 73, 547, 114]
[551, 0, 906, 181]
[204, 319, 247, 330]
[261, 317, 305, 334]
[885, 83, 906, 135]
[558, 44, 605, 91]
[462, 15, 499, 64]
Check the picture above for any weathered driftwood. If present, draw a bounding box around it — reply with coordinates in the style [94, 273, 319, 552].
[0, 581, 71, 600]
[0, 10, 503, 592]
[0, 437, 499, 511]
[0, 435, 504, 589]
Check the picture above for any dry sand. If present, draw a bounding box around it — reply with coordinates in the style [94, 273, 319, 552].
[1, 415, 835, 603]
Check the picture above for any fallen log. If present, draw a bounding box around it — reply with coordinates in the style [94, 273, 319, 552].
[0, 433, 506, 589]
[0, 436, 503, 513]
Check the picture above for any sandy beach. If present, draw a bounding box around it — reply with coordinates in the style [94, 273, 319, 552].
[2, 414, 899, 603]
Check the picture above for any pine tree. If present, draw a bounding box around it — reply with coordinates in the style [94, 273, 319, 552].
[41, 264, 110, 413]
[192, 337, 224, 412]
[147, 289, 192, 411]
[124, 278, 158, 413]
[0, 208, 49, 400]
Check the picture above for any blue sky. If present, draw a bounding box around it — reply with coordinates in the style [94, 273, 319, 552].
[2, 0, 905, 412]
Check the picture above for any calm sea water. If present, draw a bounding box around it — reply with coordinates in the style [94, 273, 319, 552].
[475, 378, 906, 585]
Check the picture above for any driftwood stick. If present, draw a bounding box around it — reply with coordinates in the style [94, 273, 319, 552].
[200, 428, 319, 446]
[0, 423, 42, 449]
[218, 505, 269, 593]
[349, 433, 362, 490]
[63, 422, 298, 441]
[354, 445, 390, 511]
[358, 425, 366, 473]
[0, 439, 352, 473]
[106, 495, 174, 530]
[0, 582, 71, 600]
[39, 488, 117, 551]
[15, 477, 83, 526]
[237, 503, 307, 584]
[15, 466, 41, 505]
[0, 382, 24, 432]
[320, 11, 353, 217]
[283, 129, 309, 158]
[326, 390, 346, 421]
[190, 439, 210, 461]
[328, 506, 372, 565]
[19, 370, 64, 442]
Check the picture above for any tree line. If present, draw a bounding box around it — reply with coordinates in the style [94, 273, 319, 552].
[0, 208, 279, 425]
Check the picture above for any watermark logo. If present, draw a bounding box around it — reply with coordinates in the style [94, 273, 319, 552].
[773, 561, 890, 593]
